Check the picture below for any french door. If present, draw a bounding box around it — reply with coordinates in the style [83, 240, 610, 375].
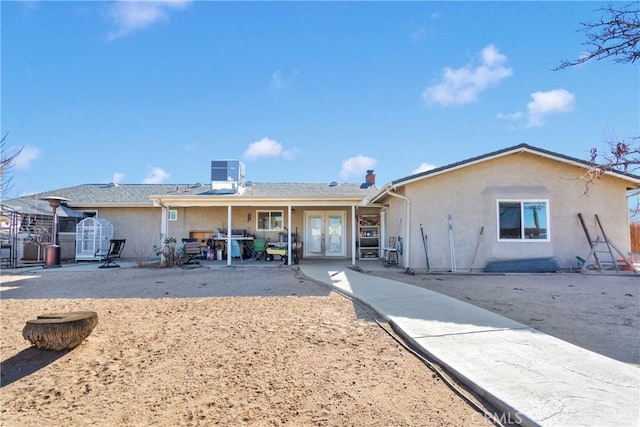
[304, 211, 346, 257]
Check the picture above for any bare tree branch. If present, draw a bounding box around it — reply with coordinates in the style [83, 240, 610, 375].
[556, 2, 640, 224]
[1, 133, 24, 200]
[555, 2, 640, 70]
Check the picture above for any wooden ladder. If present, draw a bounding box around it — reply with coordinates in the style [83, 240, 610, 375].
[577, 213, 638, 273]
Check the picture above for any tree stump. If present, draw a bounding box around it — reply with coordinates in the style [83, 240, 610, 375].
[22, 311, 98, 351]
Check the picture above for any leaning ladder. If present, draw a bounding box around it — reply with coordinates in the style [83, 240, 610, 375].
[578, 213, 638, 274]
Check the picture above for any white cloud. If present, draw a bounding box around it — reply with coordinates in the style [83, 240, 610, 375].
[496, 89, 575, 128]
[107, 0, 192, 41]
[243, 137, 282, 160]
[270, 70, 299, 90]
[526, 89, 575, 127]
[183, 142, 198, 151]
[143, 167, 170, 184]
[423, 44, 513, 106]
[340, 155, 377, 181]
[243, 137, 297, 161]
[112, 172, 126, 184]
[13, 146, 41, 170]
[496, 111, 524, 121]
[281, 147, 300, 161]
[412, 162, 436, 174]
[411, 27, 427, 43]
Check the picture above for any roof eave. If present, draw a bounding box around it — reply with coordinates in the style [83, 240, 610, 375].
[149, 194, 369, 207]
[387, 144, 640, 191]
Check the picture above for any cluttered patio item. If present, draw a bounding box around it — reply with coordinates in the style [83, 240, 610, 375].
[22, 311, 99, 351]
[248, 238, 268, 260]
[484, 257, 561, 273]
[265, 244, 298, 264]
[96, 239, 126, 268]
[230, 240, 243, 263]
[382, 236, 399, 268]
[180, 238, 201, 265]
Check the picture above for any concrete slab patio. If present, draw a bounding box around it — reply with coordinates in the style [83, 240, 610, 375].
[299, 263, 640, 427]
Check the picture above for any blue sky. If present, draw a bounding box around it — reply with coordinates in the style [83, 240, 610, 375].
[3, 1, 638, 197]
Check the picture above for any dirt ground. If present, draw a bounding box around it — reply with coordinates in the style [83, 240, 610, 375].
[1, 267, 500, 427]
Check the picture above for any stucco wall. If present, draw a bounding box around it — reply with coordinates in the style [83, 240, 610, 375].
[95, 205, 356, 260]
[384, 152, 634, 271]
[95, 207, 162, 261]
[165, 206, 305, 242]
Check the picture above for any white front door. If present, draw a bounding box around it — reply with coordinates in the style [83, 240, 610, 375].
[304, 211, 346, 257]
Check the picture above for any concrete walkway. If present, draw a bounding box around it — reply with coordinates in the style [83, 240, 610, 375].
[299, 263, 640, 427]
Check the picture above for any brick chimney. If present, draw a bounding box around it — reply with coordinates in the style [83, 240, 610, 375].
[365, 170, 375, 186]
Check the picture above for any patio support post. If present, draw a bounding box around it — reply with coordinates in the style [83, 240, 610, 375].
[158, 202, 170, 266]
[287, 205, 292, 265]
[351, 205, 357, 266]
[227, 205, 232, 266]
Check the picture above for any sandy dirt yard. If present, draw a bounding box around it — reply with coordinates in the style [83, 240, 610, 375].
[1, 267, 498, 427]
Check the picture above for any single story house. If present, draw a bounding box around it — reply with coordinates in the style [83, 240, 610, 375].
[370, 143, 640, 271]
[3, 143, 638, 271]
[2, 166, 381, 266]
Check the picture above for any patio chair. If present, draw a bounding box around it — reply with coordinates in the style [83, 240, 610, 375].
[251, 238, 268, 260]
[181, 238, 201, 265]
[97, 239, 126, 268]
[230, 240, 243, 262]
[382, 237, 398, 268]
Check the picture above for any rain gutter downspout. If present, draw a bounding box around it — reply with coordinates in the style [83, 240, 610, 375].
[384, 186, 411, 269]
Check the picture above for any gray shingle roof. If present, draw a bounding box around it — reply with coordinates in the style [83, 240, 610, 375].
[7, 182, 378, 208]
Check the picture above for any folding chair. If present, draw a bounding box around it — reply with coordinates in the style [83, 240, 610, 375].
[251, 238, 268, 260]
[97, 239, 126, 268]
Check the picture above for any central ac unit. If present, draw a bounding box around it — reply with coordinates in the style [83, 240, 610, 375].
[211, 160, 245, 193]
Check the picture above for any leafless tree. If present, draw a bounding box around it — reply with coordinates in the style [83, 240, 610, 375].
[556, 2, 640, 69]
[586, 131, 640, 180]
[1, 133, 24, 200]
[557, 3, 640, 184]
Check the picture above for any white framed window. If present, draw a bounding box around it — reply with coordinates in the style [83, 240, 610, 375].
[256, 210, 283, 231]
[497, 200, 549, 241]
[169, 210, 178, 221]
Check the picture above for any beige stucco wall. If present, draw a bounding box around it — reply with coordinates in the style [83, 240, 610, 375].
[94, 205, 358, 260]
[95, 207, 162, 261]
[166, 206, 303, 242]
[382, 152, 635, 271]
